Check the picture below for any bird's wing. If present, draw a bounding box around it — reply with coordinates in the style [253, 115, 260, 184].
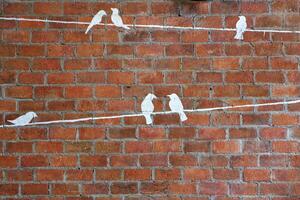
[169, 99, 184, 112]
[8, 115, 25, 124]
[113, 15, 124, 26]
[141, 100, 154, 113]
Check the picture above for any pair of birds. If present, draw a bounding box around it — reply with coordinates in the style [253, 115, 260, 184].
[141, 93, 187, 125]
[85, 8, 129, 34]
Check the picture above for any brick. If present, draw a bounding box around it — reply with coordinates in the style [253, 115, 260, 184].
[18, 72, 44, 84]
[273, 169, 300, 181]
[213, 169, 239, 180]
[199, 182, 228, 195]
[36, 142, 63, 153]
[0, 184, 18, 195]
[243, 141, 271, 153]
[7, 170, 33, 181]
[35, 86, 63, 99]
[4, 3, 31, 15]
[36, 169, 64, 181]
[272, 141, 299, 152]
[169, 183, 196, 194]
[136, 44, 165, 57]
[82, 183, 109, 195]
[213, 58, 240, 70]
[66, 142, 93, 153]
[166, 44, 194, 56]
[151, 2, 177, 15]
[66, 169, 93, 181]
[184, 169, 210, 180]
[155, 169, 180, 181]
[140, 155, 168, 167]
[111, 155, 137, 167]
[80, 155, 107, 167]
[111, 183, 138, 194]
[256, 15, 282, 27]
[5, 86, 33, 98]
[77, 44, 104, 57]
[212, 141, 240, 153]
[261, 183, 289, 195]
[50, 156, 77, 167]
[271, 57, 298, 69]
[96, 169, 121, 181]
[260, 155, 288, 167]
[124, 169, 151, 180]
[230, 128, 256, 139]
[226, 71, 253, 83]
[18, 45, 45, 57]
[7, 142, 32, 153]
[52, 184, 79, 195]
[231, 155, 257, 167]
[196, 44, 223, 56]
[272, 114, 298, 125]
[21, 155, 48, 167]
[22, 184, 48, 195]
[141, 182, 169, 194]
[231, 183, 257, 195]
[244, 169, 270, 181]
[0, 156, 18, 168]
[65, 86, 93, 98]
[34, 2, 62, 15]
[170, 154, 197, 166]
[184, 141, 210, 153]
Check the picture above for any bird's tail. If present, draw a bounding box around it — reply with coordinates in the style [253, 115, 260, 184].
[144, 114, 153, 125]
[179, 112, 188, 122]
[122, 25, 130, 30]
[234, 31, 243, 40]
[85, 24, 93, 34]
[7, 120, 14, 124]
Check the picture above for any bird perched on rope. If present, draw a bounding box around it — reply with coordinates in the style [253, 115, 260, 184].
[167, 93, 187, 122]
[111, 8, 130, 30]
[7, 112, 38, 126]
[141, 93, 157, 125]
[234, 16, 247, 40]
[85, 10, 107, 34]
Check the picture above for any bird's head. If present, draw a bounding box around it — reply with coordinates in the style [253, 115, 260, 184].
[111, 8, 119, 14]
[27, 111, 38, 118]
[239, 16, 246, 21]
[167, 93, 179, 100]
[145, 93, 157, 100]
[99, 10, 107, 16]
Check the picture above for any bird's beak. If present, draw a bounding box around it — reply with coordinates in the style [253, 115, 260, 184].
[111, 8, 114, 11]
[153, 95, 157, 99]
[167, 95, 171, 98]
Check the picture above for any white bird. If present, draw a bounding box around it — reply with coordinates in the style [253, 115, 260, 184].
[141, 93, 157, 125]
[234, 16, 247, 40]
[111, 8, 130, 30]
[85, 10, 107, 34]
[7, 112, 38, 126]
[167, 94, 187, 122]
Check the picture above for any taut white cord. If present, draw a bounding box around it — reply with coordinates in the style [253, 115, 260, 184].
[1, 99, 300, 128]
[0, 17, 300, 34]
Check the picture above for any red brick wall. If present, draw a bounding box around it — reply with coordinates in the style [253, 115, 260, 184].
[0, 0, 300, 199]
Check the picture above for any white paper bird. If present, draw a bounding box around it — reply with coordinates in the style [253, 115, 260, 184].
[167, 94, 187, 122]
[7, 112, 38, 126]
[111, 8, 130, 30]
[141, 93, 157, 125]
[85, 10, 107, 34]
[234, 16, 247, 40]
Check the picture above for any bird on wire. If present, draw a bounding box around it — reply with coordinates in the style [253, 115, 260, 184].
[167, 93, 188, 122]
[141, 93, 157, 125]
[234, 16, 247, 40]
[85, 10, 107, 34]
[111, 8, 130, 30]
[7, 112, 38, 126]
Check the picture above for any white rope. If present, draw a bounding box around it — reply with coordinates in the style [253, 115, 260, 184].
[0, 17, 300, 34]
[1, 99, 300, 128]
